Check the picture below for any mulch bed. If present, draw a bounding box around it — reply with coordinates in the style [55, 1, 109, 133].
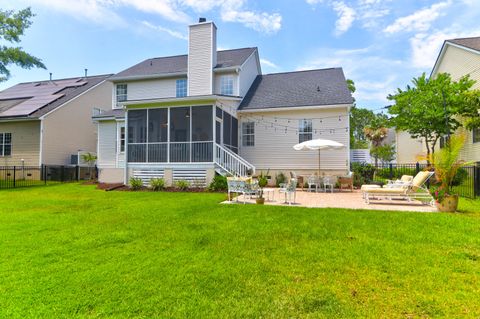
[95, 183, 225, 193]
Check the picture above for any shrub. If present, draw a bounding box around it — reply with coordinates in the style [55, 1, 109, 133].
[129, 177, 143, 190]
[351, 162, 375, 186]
[375, 167, 417, 180]
[149, 178, 165, 191]
[451, 167, 468, 186]
[275, 172, 287, 187]
[208, 174, 228, 192]
[175, 180, 190, 191]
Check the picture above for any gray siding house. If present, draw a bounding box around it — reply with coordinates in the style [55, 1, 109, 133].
[93, 20, 353, 186]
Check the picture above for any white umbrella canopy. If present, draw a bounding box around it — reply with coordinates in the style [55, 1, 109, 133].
[293, 138, 345, 176]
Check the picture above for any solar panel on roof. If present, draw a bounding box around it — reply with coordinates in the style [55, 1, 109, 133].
[0, 78, 87, 117]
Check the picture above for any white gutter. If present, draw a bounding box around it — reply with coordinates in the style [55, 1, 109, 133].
[237, 103, 352, 113]
[110, 72, 188, 82]
[122, 94, 242, 106]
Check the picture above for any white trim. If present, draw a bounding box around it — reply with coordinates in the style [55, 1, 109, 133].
[124, 110, 129, 185]
[0, 118, 38, 123]
[110, 72, 188, 82]
[39, 119, 44, 166]
[122, 94, 242, 106]
[128, 162, 215, 169]
[38, 79, 108, 120]
[237, 104, 352, 113]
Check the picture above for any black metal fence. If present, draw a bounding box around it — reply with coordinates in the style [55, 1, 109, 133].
[0, 165, 97, 190]
[351, 162, 480, 199]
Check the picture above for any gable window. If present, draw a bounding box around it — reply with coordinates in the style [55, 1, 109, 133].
[0, 133, 12, 156]
[242, 122, 255, 147]
[298, 119, 312, 143]
[176, 79, 187, 98]
[220, 75, 234, 95]
[473, 128, 480, 143]
[116, 84, 127, 107]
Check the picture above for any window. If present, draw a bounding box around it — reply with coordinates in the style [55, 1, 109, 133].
[220, 75, 234, 95]
[242, 122, 255, 147]
[0, 133, 11, 156]
[298, 119, 312, 143]
[176, 79, 187, 98]
[119, 127, 125, 153]
[116, 84, 127, 107]
[474, 128, 480, 143]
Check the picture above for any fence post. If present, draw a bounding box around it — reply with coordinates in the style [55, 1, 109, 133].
[13, 166, 16, 188]
[76, 165, 79, 182]
[60, 165, 65, 182]
[475, 162, 480, 198]
[415, 162, 420, 174]
[389, 163, 393, 180]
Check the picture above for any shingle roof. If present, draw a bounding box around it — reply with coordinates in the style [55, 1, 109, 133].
[238, 68, 353, 111]
[110, 47, 257, 80]
[0, 74, 112, 119]
[448, 37, 480, 52]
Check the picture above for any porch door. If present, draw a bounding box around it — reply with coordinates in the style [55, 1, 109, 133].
[215, 106, 223, 145]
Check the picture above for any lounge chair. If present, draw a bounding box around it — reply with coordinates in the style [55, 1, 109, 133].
[363, 171, 434, 206]
[385, 175, 414, 188]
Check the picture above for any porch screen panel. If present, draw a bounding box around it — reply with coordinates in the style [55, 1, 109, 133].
[148, 108, 168, 162]
[170, 107, 190, 162]
[192, 106, 213, 162]
[232, 117, 238, 154]
[128, 110, 147, 162]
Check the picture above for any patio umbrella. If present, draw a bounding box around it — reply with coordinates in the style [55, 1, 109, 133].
[293, 138, 345, 177]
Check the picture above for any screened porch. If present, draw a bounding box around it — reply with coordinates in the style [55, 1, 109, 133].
[127, 105, 238, 163]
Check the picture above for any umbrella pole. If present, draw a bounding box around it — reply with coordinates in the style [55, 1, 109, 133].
[318, 149, 321, 177]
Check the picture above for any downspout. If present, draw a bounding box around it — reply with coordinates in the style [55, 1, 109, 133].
[124, 107, 129, 185]
[39, 119, 44, 166]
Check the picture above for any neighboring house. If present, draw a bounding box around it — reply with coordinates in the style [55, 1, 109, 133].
[0, 74, 112, 167]
[431, 37, 480, 162]
[93, 20, 353, 185]
[395, 37, 480, 164]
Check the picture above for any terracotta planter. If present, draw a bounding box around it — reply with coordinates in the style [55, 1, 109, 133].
[256, 197, 265, 205]
[435, 195, 459, 212]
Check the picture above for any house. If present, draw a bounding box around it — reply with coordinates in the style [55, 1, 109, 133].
[431, 37, 480, 162]
[396, 37, 480, 164]
[0, 74, 112, 167]
[93, 19, 353, 186]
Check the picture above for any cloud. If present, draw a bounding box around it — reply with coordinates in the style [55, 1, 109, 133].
[332, 1, 356, 35]
[260, 58, 278, 69]
[384, 1, 451, 34]
[118, 0, 191, 24]
[141, 21, 188, 40]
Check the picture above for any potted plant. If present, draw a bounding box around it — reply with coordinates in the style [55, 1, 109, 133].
[256, 170, 269, 205]
[427, 134, 471, 212]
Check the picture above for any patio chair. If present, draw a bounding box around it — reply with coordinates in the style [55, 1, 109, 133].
[227, 177, 258, 204]
[279, 178, 297, 205]
[290, 171, 304, 191]
[363, 171, 434, 206]
[338, 171, 353, 192]
[385, 175, 413, 188]
[307, 175, 320, 192]
[322, 176, 334, 193]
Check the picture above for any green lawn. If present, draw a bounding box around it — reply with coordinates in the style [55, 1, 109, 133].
[1, 184, 479, 318]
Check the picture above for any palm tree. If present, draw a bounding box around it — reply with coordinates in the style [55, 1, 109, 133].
[81, 152, 97, 180]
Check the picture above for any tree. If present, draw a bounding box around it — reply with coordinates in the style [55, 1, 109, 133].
[370, 144, 396, 164]
[388, 73, 480, 159]
[0, 7, 46, 82]
[350, 106, 377, 148]
[81, 152, 97, 180]
[363, 116, 390, 167]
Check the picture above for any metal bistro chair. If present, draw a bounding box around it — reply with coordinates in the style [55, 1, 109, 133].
[280, 178, 297, 205]
[322, 176, 334, 193]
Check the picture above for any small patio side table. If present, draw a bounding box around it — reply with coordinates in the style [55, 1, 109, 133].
[262, 188, 275, 201]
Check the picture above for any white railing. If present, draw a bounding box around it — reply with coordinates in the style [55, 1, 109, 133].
[215, 143, 255, 177]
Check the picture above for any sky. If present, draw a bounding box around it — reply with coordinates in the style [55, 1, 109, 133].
[1, 0, 480, 111]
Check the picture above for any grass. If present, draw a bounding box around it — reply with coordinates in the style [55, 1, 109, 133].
[0, 183, 479, 318]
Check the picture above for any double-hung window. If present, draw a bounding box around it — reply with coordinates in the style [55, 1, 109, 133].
[0, 133, 12, 156]
[176, 79, 187, 97]
[298, 119, 313, 143]
[220, 75, 234, 95]
[116, 84, 127, 107]
[242, 122, 255, 147]
[473, 128, 480, 143]
[119, 127, 125, 153]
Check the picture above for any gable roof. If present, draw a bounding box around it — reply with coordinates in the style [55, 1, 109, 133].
[448, 37, 480, 52]
[0, 74, 112, 119]
[238, 68, 353, 111]
[110, 47, 257, 81]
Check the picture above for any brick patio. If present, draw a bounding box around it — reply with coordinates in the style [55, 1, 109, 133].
[224, 188, 437, 212]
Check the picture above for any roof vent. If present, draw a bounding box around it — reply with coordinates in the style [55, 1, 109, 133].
[199, 17, 206, 23]
[84, 68, 88, 78]
[317, 86, 321, 92]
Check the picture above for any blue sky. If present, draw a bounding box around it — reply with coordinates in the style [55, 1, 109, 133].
[1, 0, 480, 110]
